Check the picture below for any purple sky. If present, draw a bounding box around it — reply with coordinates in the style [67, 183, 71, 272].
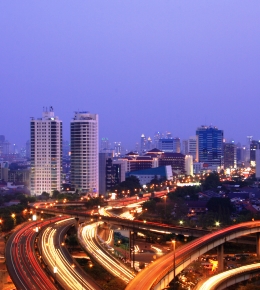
[1, 1, 260, 150]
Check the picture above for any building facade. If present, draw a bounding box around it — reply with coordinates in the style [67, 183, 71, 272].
[196, 126, 223, 167]
[70, 112, 99, 196]
[250, 140, 260, 166]
[223, 142, 237, 169]
[30, 108, 62, 196]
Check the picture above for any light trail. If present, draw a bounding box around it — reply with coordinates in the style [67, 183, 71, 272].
[199, 263, 260, 290]
[41, 218, 97, 290]
[78, 222, 135, 283]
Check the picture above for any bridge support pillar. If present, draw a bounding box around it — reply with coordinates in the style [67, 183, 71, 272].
[256, 233, 260, 258]
[217, 244, 224, 272]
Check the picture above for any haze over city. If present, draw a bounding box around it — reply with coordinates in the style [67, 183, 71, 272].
[1, 1, 260, 148]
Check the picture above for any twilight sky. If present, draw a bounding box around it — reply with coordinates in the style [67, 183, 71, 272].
[1, 1, 260, 151]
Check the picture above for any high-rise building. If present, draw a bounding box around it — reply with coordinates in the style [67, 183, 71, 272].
[223, 142, 237, 169]
[30, 107, 62, 196]
[101, 137, 110, 150]
[158, 137, 180, 153]
[256, 149, 260, 179]
[173, 138, 181, 153]
[250, 140, 260, 166]
[0, 135, 10, 156]
[70, 111, 99, 196]
[140, 134, 146, 154]
[147, 137, 152, 151]
[114, 142, 122, 157]
[99, 149, 114, 195]
[188, 136, 198, 161]
[182, 140, 188, 155]
[185, 155, 193, 176]
[154, 131, 163, 149]
[196, 126, 223, 167]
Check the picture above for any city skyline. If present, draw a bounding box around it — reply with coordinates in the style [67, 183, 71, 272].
[1, 1, 260, 149]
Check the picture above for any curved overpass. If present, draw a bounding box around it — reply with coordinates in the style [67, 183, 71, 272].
[200, 263, 260, 290]
[126, 221, 260, 290]
[34, 207, 209, 238]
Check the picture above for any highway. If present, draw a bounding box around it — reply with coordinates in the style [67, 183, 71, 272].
[40, 217, 101, 290]
[199, 263, 260, 290]
[6, 220, 58, 290]
[126, 221, 260, 290]
[78, 221, 135, 283]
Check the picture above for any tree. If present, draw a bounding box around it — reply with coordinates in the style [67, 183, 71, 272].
[41, 191, 50, 200]
[202, 172, 221, 190]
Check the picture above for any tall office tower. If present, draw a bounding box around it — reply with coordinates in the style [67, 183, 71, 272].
[62, 140, 70, 157]
[26, 140, 31, 159]
[101, 137, 110, 150]
[185, 155, 193, 176]
[70, 111, 99, 196]
[114, 141, 122, 157]
[146, 137, 152, 151]
[0, 135, 10, 156]
[30, 107, 62, 196]
[158, 138, 174, 152]
[256, 149, 260, 179]
[154, 131, 162, 149]
[223, 142, 237, 169]
[140, 134, 146, 154]
[99, 149, 114, 195]
[196, 126, 223, 167]
[182, 140, 188, 155]
[250, 140, 260, 166]
[173, 138, 181, 153]
[188, 136, 198, 161]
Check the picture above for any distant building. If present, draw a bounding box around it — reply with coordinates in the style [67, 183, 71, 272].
[185, 155, 193, 176]
[188, 136, 198, 161]
[158, 137, 181, 153]
[101, 137, 110, 150]
[154, 131, 163, 149]
[196, 126, 223, 167]
[126, 166, 173, 186]
[70, 111, 98, 196]
[223, 142, 237, 169]
[182, 140, 188, 155]
[0, 161, 9, 181]
[26, 140, 31, 159]
[158, 152, 185, 175]
[255, 149, 260, 179]
[250, 140, 260, 166]
[114, 142, 122, 157]
[99, 150, 114, 195]
[0, 135, 10, 156]
[140, 134, 146, 154]
[30, 107, 62, 196]
[147, 137, 152, 151]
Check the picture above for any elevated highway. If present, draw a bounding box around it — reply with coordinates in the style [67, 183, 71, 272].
[126, 221, 260, 290]
[34, 207, 209, 238]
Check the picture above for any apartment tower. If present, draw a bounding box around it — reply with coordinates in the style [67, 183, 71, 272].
[70, 111, 99, 196]
[30, 107, 62, 195]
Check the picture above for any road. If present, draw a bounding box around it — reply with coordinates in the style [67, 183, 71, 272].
[78, 221, 135, 283]
[199, 263, 260, 290]
[6, 220, 58, 290]
[126, 221, 260, 290]
[40, 217, 101, 290]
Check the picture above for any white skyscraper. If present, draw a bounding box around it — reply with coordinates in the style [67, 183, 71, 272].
[70, 111, 99, 196]
[188, 136, 198, 161]
[30, 107, 62, 196]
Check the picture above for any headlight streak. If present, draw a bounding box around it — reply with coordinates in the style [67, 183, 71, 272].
[78, 223, 135, 283]
[199, 263, 260, 290]
[41, 218, 94, 290]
